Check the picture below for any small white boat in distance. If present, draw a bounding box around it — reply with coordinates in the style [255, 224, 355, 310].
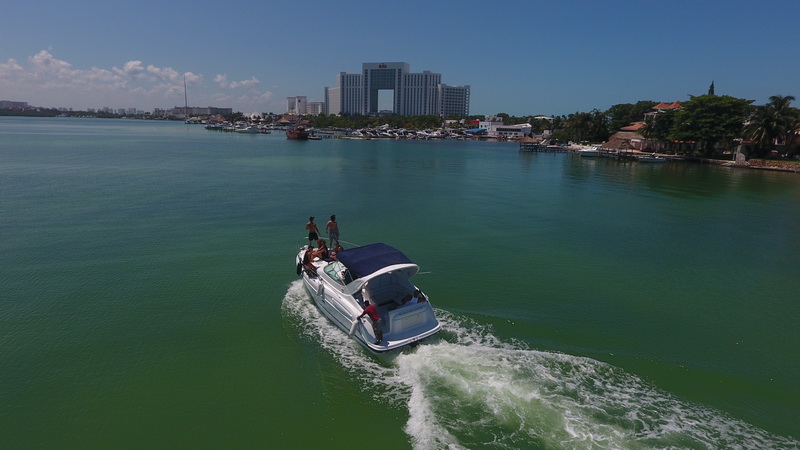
[578, 146, 601, 157]
[295, 242, 442, 352]
[637, 154, 667, 163]
[235, 125, 260, 133]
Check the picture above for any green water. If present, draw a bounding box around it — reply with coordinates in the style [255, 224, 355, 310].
[1, 117, 798, 448]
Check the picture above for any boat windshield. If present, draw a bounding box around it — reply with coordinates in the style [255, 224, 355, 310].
[323, 261, 354, 285]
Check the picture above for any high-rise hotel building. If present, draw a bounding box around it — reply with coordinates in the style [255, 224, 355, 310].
[324, 62, 470, 117]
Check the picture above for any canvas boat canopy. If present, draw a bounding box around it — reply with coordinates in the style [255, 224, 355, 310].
[336, 243, 414, 279]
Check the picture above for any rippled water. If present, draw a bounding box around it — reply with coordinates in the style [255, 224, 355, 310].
[2, 117, 798, 448]
[283, 282, 798, 449]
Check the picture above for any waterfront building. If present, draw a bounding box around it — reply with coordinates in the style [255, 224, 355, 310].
[438, 84, 470, 117]
[472, 117, 530, 139]
[644, 101, 683, 120]
[169, 106, 233, 118]
[324, 62, 469, 117]
[0, 100, 29, 109]
[324, 86, 340, 115]
[286, 97, 324, 116]
[326, 72, 364, 116]
[479, 116, 504, 137]
[287, 96, 307, 115]
[305, 102, 325, 116]
[495, 124, 532, 139]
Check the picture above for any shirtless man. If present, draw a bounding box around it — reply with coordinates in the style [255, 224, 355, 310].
[305, 216, 320, 247]
[325, 214, 339, 248]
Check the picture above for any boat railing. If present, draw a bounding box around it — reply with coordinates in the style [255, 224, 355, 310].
[297, 237, 362, 251]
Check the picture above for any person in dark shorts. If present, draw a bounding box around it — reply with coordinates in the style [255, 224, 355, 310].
[305, 216, 319, 246]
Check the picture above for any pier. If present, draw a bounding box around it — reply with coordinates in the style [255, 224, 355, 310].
[519, 142, 568, 152]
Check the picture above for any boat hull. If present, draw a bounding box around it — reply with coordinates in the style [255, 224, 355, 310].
[637, 156, 667, 163]
[286, 127, 309, 140]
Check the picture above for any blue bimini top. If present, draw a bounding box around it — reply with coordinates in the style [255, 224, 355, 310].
[336, 243, 414, 279]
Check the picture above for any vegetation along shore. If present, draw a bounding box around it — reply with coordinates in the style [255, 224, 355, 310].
[4, 89, 798, 172]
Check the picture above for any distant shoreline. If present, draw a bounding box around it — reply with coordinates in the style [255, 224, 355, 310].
[3, 114, 797, 173]
[684, 156, 800, 173]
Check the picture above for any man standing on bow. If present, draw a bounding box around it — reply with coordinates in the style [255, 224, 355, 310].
[326, 214, 340, 248]
[305, 216, 319, 247]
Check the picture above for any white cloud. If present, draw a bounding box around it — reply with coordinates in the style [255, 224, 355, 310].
[214, 73, 260, 89]
[0, 58, 25, 81]
[0, 49, 268, 111]
[146, 64, 179, 82]
[85, 66, 118, 83]
[232, 77, 260, 89]
[184, 72, 202, 85]
[114, 60, 145, 77]
[214, 73, 229, 87]
[255, 91, 274, 102]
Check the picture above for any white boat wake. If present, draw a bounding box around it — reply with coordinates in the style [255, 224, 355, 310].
[282, 280, 797, 449]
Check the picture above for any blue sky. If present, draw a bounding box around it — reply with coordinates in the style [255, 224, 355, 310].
[2, 0, 798, 116]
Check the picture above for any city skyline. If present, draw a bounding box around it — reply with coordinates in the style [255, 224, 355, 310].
[2, 1, 798, 117]
[325, 62, 470, 117]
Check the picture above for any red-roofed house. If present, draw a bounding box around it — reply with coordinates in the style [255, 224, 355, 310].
[620, 122, 646, 132]
[651, 101, 682, 111]
[603, 102, 688, 151]
[645, 101, 683, 120]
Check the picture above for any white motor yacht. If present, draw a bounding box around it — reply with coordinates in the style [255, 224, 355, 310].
[578, 146, 601, 157]
[295, 242, 442, 352]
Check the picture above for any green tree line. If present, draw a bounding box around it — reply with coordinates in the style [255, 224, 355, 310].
[494, 95, 799, 158]
[305, 113, 449, 130]
[299, 94, 799, 158]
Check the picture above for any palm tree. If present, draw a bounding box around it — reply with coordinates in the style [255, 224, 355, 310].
[565, 112, 592, 144]
[587, 109, 610, 143]
[745, 95, 800, 157]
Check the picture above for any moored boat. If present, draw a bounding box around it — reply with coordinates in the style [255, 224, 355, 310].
[204, 122, 228, 130]
[637, 154, 667, 163]
[234, 125, 260, 133]
[578, 146, 601, 157]
[295, 242, 442, 352]
[286, 126, 309, 140]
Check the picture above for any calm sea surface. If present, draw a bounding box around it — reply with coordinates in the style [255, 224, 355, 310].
[2, 117, 799, 448]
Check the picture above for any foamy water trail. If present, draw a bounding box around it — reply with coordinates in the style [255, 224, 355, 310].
[282, 281, 798, 449]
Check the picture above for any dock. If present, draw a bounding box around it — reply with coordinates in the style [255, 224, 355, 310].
[519, 142, 568, 152]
